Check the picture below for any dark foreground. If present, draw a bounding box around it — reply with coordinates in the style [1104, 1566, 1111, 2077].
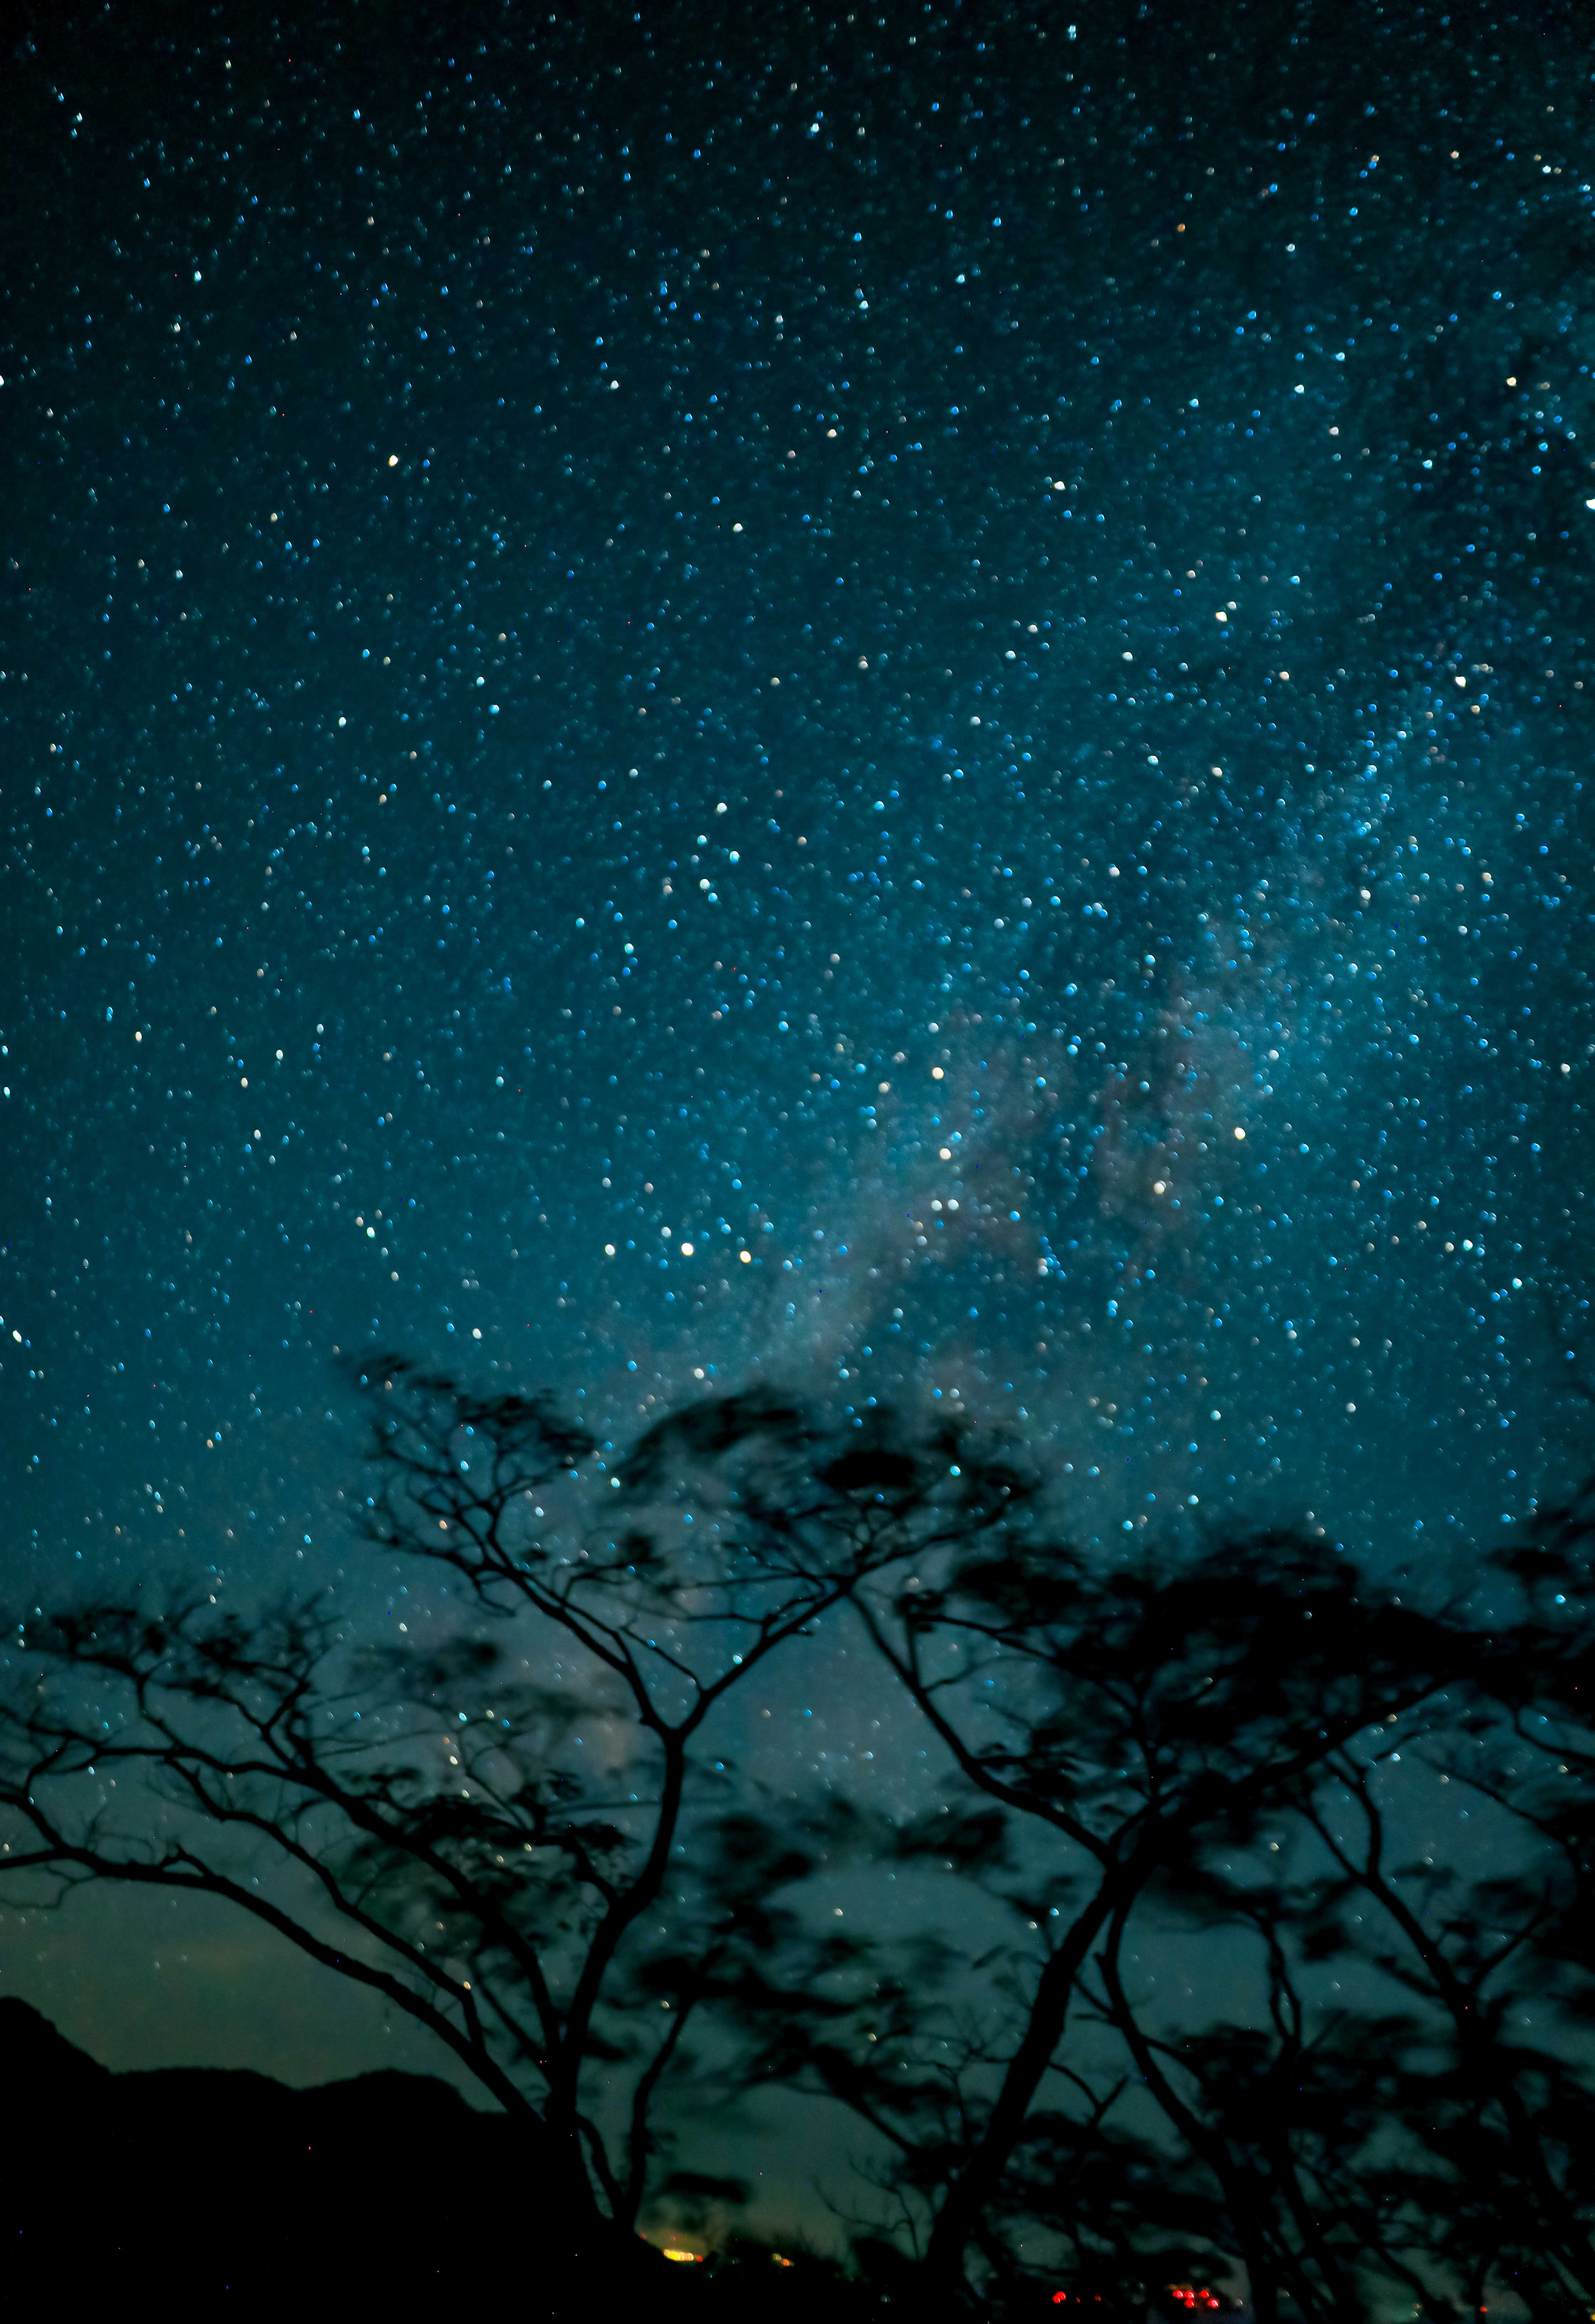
[3, 2001, 955, 2315]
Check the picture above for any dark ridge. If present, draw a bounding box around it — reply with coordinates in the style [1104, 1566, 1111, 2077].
[0, 2003, 890, 2316]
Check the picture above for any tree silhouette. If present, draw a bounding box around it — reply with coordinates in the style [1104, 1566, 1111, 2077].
[3, 1363, 1594, 2318]
[1072, 1576, 1595, 2324]
[789, 1514, 1595, 2314]
[0, 1359, 1020, 2265]
[1266, 1514, 1595, 2316]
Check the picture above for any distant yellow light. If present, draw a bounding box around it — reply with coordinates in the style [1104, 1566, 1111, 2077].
[662, 2248, 703, 2263]
[679, 1241, 694, 1257]
[388, 454, 399, 467]
[739, 1249, 752, 1262]
[1234, 1126, 1246, 1140]
[932, 1066, 944, 1079]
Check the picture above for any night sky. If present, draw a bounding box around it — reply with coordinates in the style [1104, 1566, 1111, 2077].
[3, 0, 1593, 2099]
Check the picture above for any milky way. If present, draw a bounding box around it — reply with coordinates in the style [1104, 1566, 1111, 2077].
[5, 8, 1593, 1687]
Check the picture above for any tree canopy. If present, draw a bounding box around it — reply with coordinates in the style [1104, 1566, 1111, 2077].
[2, 1357, 1593, 2317]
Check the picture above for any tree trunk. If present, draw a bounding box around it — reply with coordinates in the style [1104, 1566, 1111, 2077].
[923, 1878, 1123, 2287]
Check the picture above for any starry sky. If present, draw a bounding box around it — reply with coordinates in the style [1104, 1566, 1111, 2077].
[3, 0, 1593, 2080]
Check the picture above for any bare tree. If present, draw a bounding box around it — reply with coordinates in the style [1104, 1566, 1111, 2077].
[823, 1522, 1581, 2312]
[1273, 1525, 1595, 2315]
[0, 1361, 1020, 2259]
[7, 1362, 1595, 2320]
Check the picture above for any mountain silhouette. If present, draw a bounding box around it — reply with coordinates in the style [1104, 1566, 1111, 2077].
[0, 2002, 883, 2315]
[1, 1998, 584, 2304]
